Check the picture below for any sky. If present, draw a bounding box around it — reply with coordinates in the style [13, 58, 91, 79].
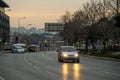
[5, 0, 90, 29]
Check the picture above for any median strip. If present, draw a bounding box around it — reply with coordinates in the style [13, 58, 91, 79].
[82, 54, 120, 62]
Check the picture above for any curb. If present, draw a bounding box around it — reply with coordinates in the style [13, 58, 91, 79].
[81, 54, 120, 62]
[1, 51, 11, 53]
[0, 51, 2, 56]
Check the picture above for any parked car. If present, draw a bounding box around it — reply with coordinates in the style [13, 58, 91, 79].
[11, 46, 25, 53]
[13, 43, 27, 52]
[28, 45, 37, 52]
[56, 46, 80, 63]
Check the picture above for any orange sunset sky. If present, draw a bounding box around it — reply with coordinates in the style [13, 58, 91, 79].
[5, 0, 90, 28]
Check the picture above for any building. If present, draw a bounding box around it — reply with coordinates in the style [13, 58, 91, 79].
[45, 23, 64, 32]
[44, 23, 64, 48]
[0, 0, 10, 50]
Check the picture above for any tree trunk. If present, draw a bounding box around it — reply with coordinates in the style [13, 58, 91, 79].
[85, 39, 89, 54]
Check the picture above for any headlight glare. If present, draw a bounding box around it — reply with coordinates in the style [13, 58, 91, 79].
[74, 54, 79, 57]
[62, 53, 67, 57]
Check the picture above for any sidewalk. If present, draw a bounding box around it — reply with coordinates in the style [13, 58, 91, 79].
[0, 50, 11, 54]
[0, 51, 2, 56]
[2, 50, 11, 53]
[81, 54, 120, 62]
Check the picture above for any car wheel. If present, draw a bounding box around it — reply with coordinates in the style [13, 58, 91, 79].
[58, 58, 60, 62]
[60, 59, 64, 63]
[77, 60, 79, 63]
[73, 60, 79, 63]
[58, 56, 60, 62]
[73, 60, 76, 63]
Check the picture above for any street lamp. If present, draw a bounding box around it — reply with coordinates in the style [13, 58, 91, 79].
[18, 17, 26, 33]
[18, 17, 26, 43]
[25, 24, 31, 44]
[27, 24, 31, 35]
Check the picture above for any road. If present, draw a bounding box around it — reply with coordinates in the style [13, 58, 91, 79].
[0, 51, 120, 80]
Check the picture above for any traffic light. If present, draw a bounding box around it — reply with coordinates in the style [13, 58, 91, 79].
[114, 15, 120, 28]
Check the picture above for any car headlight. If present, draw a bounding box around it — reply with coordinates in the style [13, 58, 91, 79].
[74, 54, 79, 57]
[62, 53, 68, 57]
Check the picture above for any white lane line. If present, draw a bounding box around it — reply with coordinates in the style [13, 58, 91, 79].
[24, 57, 28, 63]
[81, 67, 89, 70]
[24, 58, 27, 62]
[105, 72, 120, 77]
[0, 76, 5, 80]
[24, 55, 40, 70]
[41, 53, 53, 61]
[33, 66, 40, 70]
[46, 71, 59, 77]
[28, 62, 32, 65]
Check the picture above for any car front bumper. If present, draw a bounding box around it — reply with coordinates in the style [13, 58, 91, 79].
[61, 55, 79, 60]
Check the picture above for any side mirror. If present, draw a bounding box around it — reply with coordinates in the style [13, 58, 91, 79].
[56, 49, 62, 53]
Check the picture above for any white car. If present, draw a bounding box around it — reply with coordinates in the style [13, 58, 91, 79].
[12, 46, 25, 53]
[57, 46, 80, 63]
[13, 43, 27, 52]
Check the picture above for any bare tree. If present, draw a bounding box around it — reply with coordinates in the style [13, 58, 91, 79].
[108, 0, 120, 15]
[58, 0, 120, 52]
[59, 11, 71, 24]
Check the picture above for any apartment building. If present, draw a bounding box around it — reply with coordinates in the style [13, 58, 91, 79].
[0, 0, 10, 50]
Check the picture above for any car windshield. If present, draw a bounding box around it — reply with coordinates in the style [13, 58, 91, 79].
[15, 46, 23, 49]
[62, 47, 76, 52]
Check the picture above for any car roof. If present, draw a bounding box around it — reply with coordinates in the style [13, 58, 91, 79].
[13, 43, 26, 46]
[28, 45, 37, 47]
[61, 46, 75, 47]
[60, 46, 76, 49]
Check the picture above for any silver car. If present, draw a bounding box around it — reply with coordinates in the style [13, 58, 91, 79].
[57, 46, 80, 63]
[12, 46, 25, 53]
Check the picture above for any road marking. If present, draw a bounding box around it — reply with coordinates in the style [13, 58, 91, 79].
[33, 66, 40, 70]
[41, 53, 53, 61]
[28, 62, 32, 65]
[0, 76, 5, 80]
[46, 71, 59, 77]
[24, 57, 28, 63]
[81, 67, 89, 69]
[105, 72, 120, 77]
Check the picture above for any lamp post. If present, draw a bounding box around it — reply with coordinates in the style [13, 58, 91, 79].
[25, 24, 31, 44]
[18, 17, 26, 43]
[28, 24, 31, 35]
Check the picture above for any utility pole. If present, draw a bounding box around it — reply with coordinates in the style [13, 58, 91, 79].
[17, 17, 26, 43]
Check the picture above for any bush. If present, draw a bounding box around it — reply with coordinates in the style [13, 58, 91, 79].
[90, 53, 120, 59]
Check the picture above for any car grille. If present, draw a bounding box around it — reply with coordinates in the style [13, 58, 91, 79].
[68, 55, 74, 56]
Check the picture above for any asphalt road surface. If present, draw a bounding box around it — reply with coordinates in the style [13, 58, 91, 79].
[0, 51, 120, 80]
